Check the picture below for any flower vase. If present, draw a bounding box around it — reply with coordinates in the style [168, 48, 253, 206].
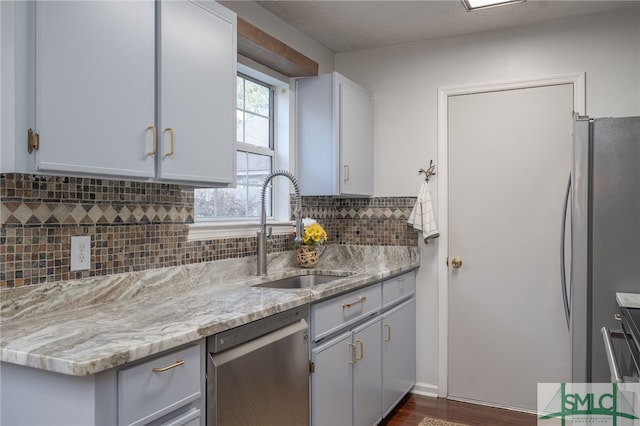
[296, 245, 319, 268]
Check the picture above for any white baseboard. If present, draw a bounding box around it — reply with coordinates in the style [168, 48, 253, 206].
[447, 396, 537, 415]
[410, 382, 439, 398]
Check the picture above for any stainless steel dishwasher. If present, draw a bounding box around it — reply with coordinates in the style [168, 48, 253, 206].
[207, 305, 310, 426]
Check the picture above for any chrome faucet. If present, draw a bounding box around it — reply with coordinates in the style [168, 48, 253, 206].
[257, 170, 303, 276]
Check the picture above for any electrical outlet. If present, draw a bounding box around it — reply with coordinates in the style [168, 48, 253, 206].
[70, 235, 91, 271]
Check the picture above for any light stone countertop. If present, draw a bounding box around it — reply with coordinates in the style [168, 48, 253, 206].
[0, 245, 419, 376]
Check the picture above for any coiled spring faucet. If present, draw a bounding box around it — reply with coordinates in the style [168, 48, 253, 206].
[257, 170, 303, 276]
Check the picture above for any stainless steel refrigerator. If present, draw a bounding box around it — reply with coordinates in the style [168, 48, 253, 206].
[570, 115, 640, 383]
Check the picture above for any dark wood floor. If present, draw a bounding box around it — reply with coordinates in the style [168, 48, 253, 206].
[383, 394, 537, 426]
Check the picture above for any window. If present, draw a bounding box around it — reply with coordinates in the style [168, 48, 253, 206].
[195, 74, 275, 220]
[189, 64, 292, 241]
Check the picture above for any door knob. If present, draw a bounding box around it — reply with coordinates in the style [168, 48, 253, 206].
[451, 257, 463, 268]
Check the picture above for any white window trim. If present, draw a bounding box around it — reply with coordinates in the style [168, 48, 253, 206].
[187, 63, 293, 242]
[188, 220, 296, 241]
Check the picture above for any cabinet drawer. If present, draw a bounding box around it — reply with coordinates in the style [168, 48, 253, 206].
[382, 272, 416, 309]
[159, 407, 200, 426]
[118, 345, 201, 426]
[312, 283, 381, 341]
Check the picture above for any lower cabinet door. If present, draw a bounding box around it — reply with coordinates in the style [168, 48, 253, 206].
[382, 298, 416, 417]
[353, 317, 382, 426]
[311, 331, 353, 426]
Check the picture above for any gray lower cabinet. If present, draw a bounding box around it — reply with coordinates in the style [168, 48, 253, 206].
[353, 317, 383, 426]
[311, 316, 382, 426]
[118, 344, 204, 426]
[310, 271, 416, 426]
[382, 298, 417, 417]
[311, 331, 353, 426]
[0, 341, 206, 426]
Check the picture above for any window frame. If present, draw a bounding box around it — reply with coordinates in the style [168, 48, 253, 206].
[188, 63, 292, 241]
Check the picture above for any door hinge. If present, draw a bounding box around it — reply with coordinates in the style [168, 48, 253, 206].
[27, 128, 40, 154]
[309, 361, 315, 374]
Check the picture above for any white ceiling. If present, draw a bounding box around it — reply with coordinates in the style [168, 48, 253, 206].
[254, 0, 638, 53]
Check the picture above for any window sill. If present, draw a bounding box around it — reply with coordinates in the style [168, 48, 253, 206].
[187, 221, 295, 242]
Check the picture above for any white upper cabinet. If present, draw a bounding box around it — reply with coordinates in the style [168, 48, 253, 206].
[35, 1, 156, 178]
[296, 72, 374, 196]
[158, 0, 236, 185]
[32, 0, 236, 186]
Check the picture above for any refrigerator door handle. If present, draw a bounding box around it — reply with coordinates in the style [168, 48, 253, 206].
[560, 172, 572, 331]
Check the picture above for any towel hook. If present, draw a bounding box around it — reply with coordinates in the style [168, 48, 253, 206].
[418, 160, 436, 182]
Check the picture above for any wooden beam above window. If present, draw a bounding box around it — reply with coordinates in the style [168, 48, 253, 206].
[237, 17, 319, 78]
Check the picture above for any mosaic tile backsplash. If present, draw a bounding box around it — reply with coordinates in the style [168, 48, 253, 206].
[1, 173, 418, 288]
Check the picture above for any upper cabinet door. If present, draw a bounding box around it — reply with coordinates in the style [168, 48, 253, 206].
[35, 1, 156, 178]
[339, 80, 374, 196]
[296, 72, 374, 196]
[158, 0, 236, 186]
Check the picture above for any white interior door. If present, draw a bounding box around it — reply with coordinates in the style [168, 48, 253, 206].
[447, 84, 573, 411]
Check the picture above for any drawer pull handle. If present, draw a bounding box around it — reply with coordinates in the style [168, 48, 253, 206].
[152, 359, 184, 373]
[384, 324, 392, 342]
[342, 296, 367, 309]
[355, 339, 364, 360]
[348, 343, 357, 365]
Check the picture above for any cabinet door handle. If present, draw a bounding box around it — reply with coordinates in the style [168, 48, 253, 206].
[348, 343, 357, 365]
[355, 339, 364, 360]
[342, 296, 367, 309]
[151, 358, 184, 373]
[164, 127, 175, 157]
[384, 324, 392, 342]
[146, 125, 157, 156]
[343, 165, 350, 182]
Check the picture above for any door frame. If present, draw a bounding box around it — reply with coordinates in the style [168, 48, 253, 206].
[436, 72, 586, 398]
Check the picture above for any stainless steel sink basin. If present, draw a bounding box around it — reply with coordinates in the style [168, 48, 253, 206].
[254, 274, 349, 289]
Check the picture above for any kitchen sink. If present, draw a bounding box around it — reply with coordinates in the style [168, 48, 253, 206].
[253, 273, 350, 289]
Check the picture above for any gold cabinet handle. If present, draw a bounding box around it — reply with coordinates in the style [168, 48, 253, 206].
[451, 257, 463, 269]
[151, 359, 184, 373]
[348, 343, 357, 365]
[344, 165, 350, 182]
[355, 339, 364, 360]
[164, 127, 175, 157]
[27, 128, 40, 153]
[384, 324, 392, 342]
[342, 296, 367, 309]
[146, 125, 157, 156]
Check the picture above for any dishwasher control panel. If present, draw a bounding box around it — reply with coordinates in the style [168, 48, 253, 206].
[208, 305, 309, 353]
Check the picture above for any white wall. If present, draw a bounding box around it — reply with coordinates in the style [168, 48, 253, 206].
[335, 6, 640, 394]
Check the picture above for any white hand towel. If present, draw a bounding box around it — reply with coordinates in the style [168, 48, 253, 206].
[407, 181, 439, 244]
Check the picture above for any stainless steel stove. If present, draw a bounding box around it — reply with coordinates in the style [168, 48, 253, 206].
[602, 303, 640, 383]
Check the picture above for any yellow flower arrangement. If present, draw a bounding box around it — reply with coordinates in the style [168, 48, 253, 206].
[301, 218, 327, 246]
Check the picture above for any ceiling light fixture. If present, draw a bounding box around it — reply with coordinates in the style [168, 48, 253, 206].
[462, 0, 525, 12]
